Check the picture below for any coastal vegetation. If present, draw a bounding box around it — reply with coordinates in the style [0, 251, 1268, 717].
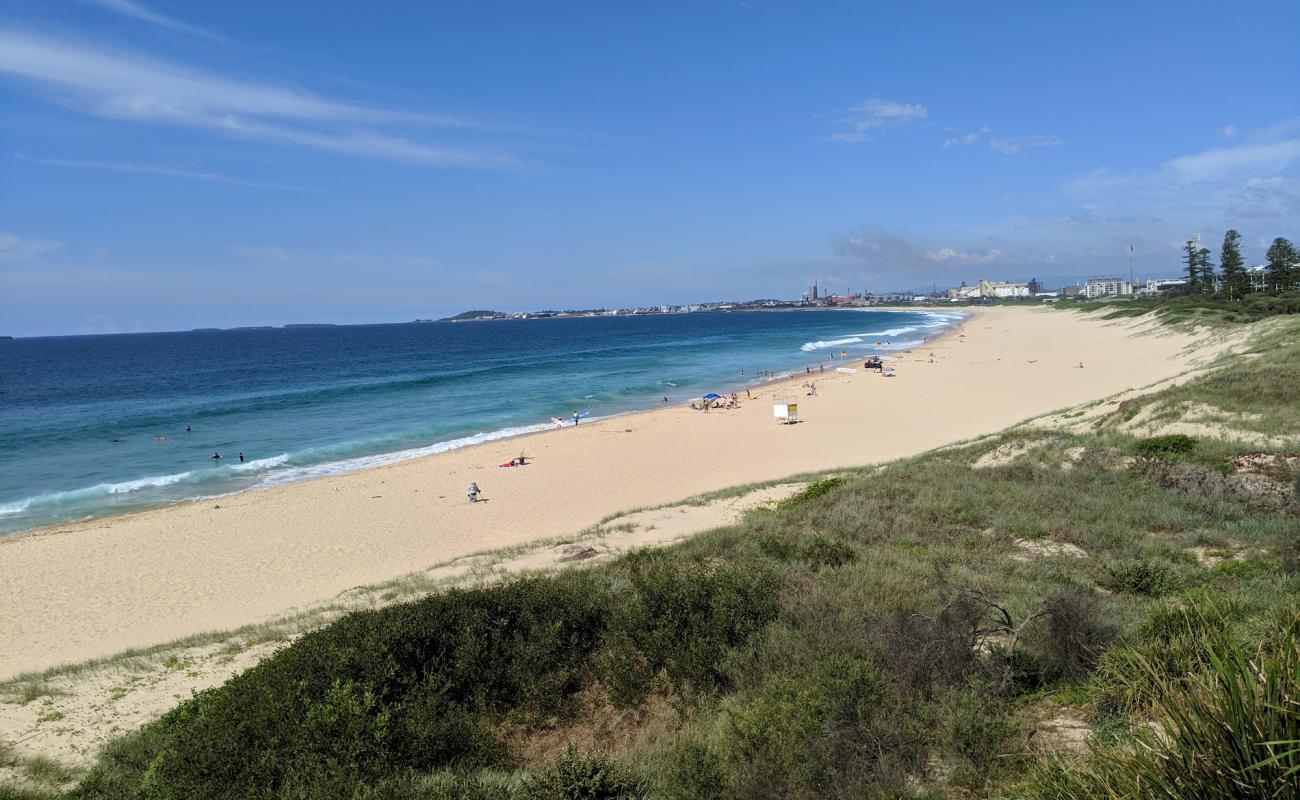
[4, 315, 1299, 800]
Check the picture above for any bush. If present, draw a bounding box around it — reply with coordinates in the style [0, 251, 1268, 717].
[602, 553, 779, 707]
[945, 693, 1021, 789]
[1037, 589, 1117, 682]
[77, 573, 610, 799]
[1026, 611, 1300, 799]
[1132, 434, 1198, 460]
[1098, 559, 1178, 597]
[524, 748, 645, 800]
[658, 741, 727, 800]
[1094, 594, 1238, 714]
[799, 535, 856, 570]
[873, 598, 983, 699]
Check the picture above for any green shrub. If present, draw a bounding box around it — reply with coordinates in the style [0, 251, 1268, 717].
[776, 478, 847, 510]
[524, 748, 645, 800]
[602, 552, 779, 707]
[658, 741, 726, 800]
[1094, 595, 1238, 713]
[1098, 559, 1178, 597]
[78, 573, 610, 799]
[1132, 434, 1198, 460]
[726, 675, 830, 795]
[799, 535, 855, 570]
[945, 693, 1020, 789]
[1025, 611, 1300, 799]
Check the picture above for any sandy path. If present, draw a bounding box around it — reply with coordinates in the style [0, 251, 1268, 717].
[0, 307, 1220, 679]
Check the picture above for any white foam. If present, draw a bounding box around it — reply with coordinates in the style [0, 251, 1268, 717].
[257, 423, 556, 487]
[0, 470, 195, 516]
[227, 453, 291, 472]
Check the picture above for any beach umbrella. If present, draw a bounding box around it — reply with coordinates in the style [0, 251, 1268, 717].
[703, 393, 722, 400]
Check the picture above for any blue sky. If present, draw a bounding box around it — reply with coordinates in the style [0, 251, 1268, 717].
[2, 0, 1298, 335]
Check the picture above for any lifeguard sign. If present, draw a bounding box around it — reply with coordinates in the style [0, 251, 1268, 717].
[773, 402, 799, 424]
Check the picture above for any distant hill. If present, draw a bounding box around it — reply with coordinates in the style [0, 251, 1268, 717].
[441, 310, 507, 322]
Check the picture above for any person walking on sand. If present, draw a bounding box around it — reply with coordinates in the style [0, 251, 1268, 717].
[467, 482, 481, 503]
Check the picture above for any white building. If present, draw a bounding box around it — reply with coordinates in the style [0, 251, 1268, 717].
[1134, 278, 1187, 297]
[945, 280, 1031, 300]
[1083, 278, 1131, 299]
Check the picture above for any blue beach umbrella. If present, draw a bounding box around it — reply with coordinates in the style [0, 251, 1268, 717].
[702, 393, 722, 400]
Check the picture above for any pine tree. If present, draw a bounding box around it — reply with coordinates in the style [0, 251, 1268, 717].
[1197, 247, 1216, 294]
[1182, 239, 1200, 292]
[1265, 237, 1297, 293]
[1219, 229, 1248, 299]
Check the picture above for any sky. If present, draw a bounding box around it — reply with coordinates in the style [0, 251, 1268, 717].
[2, 0, 1298, 336]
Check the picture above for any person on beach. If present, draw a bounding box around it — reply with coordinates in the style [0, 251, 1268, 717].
[745, 388, 751, 399]
[239, 452, 245, 463]
[572, 410, 580, 426]
[467, 482, 481, 503]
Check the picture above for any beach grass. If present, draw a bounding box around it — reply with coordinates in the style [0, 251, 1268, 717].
[21, 312, 1294, 800]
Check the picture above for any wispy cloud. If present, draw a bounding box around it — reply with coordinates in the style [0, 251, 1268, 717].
[988, 134, 1063, 155]
[924, 246, 1002, 263]
[0, 232, 63, 262]
[1165, 139, 1300, 183]
[16, 152, 310, 189]
[0, 29, 521, 168]
[82, 0, 227, 44]
[1217, 125, 1238, 140]
[943, 126, 991, 148]
[821, 98, 927, 144]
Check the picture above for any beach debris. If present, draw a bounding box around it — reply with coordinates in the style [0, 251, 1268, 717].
[558, 544, 599, 561]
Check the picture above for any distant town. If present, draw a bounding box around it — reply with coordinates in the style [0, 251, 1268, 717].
[437, 269, 1230, 323]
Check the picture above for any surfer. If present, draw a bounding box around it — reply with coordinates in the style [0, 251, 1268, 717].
[211, 452, 221, 460]
[239, 452, 245, 463]
[186, 425, 192, 433]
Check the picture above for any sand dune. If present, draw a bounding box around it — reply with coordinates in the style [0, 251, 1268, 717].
[0, 307, 1231, 679]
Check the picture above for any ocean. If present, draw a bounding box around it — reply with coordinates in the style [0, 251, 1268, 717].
[0, 309, 961, 535]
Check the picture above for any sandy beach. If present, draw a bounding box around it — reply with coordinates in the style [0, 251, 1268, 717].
[0, 307, 1227, 679]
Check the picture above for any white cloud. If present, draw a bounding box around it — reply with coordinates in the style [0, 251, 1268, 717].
[988, 135, 1064, 155]
[1166, 140, 1300, 183]
[821, 98, 926, 143]
[82, 0, 227, 44]
[1229, 176, 1300, 219]
[0, 29, 519, 168]
[1218, 125, 1238, 139]
[0, 232, 63, 261]
[15, 153, 309, 189]
[943, 126, 992, 148]
[925, 247, 1003, 263]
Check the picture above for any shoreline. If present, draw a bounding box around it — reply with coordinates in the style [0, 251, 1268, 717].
[0, 307, 1232, 679]
[0, 307, 960, 540]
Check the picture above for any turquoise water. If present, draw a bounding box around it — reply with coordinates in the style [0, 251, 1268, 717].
[0, 309, 961, 534]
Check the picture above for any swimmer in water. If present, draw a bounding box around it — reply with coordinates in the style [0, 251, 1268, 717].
[239, 452, 245, 463]
[211, 452, 221, 460]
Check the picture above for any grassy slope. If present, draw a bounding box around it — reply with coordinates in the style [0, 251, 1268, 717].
[5, 314, 1299, 800]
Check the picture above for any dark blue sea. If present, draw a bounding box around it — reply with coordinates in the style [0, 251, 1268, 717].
[0, 309, 960, 534]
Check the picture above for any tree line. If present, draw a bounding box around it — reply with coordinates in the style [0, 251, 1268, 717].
[1183, 231, 1298, 298]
